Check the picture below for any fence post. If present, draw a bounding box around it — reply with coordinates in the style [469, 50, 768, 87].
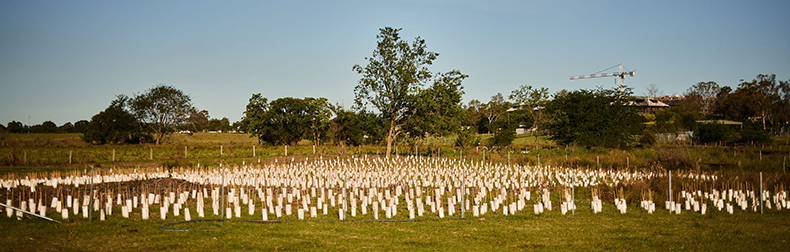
[89, 165, 94, 222]
[112, 149, 115, 162]
[462, 167, 466, 218]
[150, 147, 153, 160]
[669, 171, 675, 215]
[285, 145, 288, 156]
[221, 164, 225, 220]
[69, 150, 73, 164]
[253, 145, 256, 157]
[760, 172, 763, 215]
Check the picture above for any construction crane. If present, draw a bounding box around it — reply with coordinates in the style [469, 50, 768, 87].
[570, 63, 635, 91]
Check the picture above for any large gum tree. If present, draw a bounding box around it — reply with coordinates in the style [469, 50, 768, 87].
[352, 27, 438, 158]
[130, 85, 194, 145]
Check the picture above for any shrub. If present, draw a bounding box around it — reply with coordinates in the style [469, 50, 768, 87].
[738, 122, 771, 143]
[692, 122, 732, 144]
[455, 127, 480, 147]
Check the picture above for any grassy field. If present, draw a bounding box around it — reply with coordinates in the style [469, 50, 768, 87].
[2, 133, 788, 173]
[2, 202, 789, 251]
[2, 133, 790, 251]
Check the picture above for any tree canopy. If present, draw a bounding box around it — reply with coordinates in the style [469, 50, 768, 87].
[353, 27, 465, 157]
[83, 95, 145, 144]
[241, 95, 334, 146]
[715, 74, 789, 128]
[546, 87, 644, 148]
[130, 85, 194, 145]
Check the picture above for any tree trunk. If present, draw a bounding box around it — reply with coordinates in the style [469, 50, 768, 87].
[385, 121, 395, 158]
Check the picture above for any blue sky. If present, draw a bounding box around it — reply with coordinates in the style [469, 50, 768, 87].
[2, 0, 789, 126]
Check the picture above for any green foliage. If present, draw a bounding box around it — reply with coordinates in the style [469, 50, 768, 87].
[6, 121, 23, 133]
[403, 70, 467, 138]
[74, 120, 89, 133]
[304, 97, 334, 145]
[509, 85, 550, 132]
[130, 85, 194, 145]
[241, 95, 333, 146]
[507, 108, 533, 130]
[480, 93, 509, 134]
[490, 124, 516, 146]
[240, 93, 269, 142]
[739, 122, 771, 143]
[331, 110, 385, 146]
[353, 27, 466, 156]
[692, 122, 732, 144]
[685, 81, 720, 116]
[638, 130, 657, 147]
[83, 96, 147, 144]
[546, 87, 644, 148]
[716, 74, 790, 128]
[181, 110, 210, 132]
[330, 110, 365, 146]
[7, 122, 24, 133]
[454, 126, 480, 147]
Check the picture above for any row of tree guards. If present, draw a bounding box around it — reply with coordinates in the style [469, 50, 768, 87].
[6, 144, 790, 173]
[2, 156, 788, 224]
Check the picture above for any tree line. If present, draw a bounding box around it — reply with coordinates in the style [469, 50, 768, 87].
[3, 27, 787, 150]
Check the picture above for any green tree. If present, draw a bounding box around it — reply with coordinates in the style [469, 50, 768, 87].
[182, 109, 209, 132]
[304, 97, 334, 145]
[692, 122, 731, 144]
[481, 93, 508, 134]
[57, 122, 74, 133]
[352, 27, 439, 157]
[403, 70, 467, 138]
[84, 95, 145, 144]
[73, 120, 89, 133]
[261, 97, 309, 146]
[685, 81, 720, 116]
[331, 109, 365, 146]
[489, 118, 517, 146]
[6, 121, 24, 133]
[242, 95, 333, 146]
[454, 126, 480, 147]
[716, 74, 790, 130]
[130, 85, 194, 145]
[546, 87, 644, 148]
[240, 93, 269, 143]
[509, 85, 550, 140]
[39, 121, 57, 133]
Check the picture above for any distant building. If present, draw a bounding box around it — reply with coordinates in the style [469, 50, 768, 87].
[629, 96, 670, 114]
